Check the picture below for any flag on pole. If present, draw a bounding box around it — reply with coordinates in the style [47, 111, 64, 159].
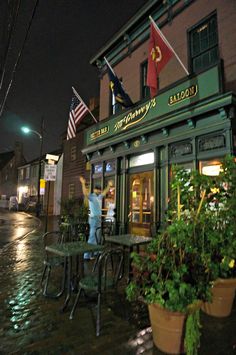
[67, 87, 98, 140]
[147, 16, 189, 98]
[104, 57, 133, 108]
[147, 22, 174, 97]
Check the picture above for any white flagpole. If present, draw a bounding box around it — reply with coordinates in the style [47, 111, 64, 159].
[104, 56, 115, 75]
[72, 86, 98, 123]
[149, 16, 189, 76]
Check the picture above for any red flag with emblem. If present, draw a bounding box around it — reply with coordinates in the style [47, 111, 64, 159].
[147, 22, 174, 97]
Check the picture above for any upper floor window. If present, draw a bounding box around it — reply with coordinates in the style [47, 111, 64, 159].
[26, 166, 30, 179]
[32, 165, 37, 178]
[68, 183, 75, 199]
[141, 61, 150, 99]
[189, 13, 219, 73]
[70, 146, 76, 161]
[19, 168, 24, 180]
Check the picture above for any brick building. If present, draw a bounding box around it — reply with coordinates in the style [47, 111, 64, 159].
[81, 0, 236, 236]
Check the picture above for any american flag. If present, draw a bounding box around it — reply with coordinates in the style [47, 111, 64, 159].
[67, 94, 89, 140]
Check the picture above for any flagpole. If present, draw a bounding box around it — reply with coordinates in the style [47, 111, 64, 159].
[104, 57, 115, 75]
[72, 86, 98, 123]
[149, 16, 189, 76]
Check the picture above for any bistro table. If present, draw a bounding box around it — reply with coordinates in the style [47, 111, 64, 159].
[45, 241, 104, 311]
[105, 234, 152, 282]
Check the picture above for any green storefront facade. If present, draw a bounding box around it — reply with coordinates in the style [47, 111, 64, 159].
[82, 64, 236, 236]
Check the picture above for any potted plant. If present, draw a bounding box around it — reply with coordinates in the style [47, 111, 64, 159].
[59, 197, 89, 239]
[201, 155, 236, 317]
[126, 167, 213, 355]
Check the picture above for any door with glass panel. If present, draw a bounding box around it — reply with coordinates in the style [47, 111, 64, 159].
[129, 171, 154, 236]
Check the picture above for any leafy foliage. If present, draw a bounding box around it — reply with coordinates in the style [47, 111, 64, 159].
[60, 197, 88, 224]
[126, 155, 236, 355]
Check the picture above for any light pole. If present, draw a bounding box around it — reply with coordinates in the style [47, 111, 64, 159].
[21, 126, 43, 217]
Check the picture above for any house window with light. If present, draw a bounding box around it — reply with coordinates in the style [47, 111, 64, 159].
[19, 168, 24, 180]
[26, 166, 30, 179]
[189, 13, 219, 73]
[32, 165, 37, 178]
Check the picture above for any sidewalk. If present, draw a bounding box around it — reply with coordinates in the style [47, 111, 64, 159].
[0, 218, 235, 354]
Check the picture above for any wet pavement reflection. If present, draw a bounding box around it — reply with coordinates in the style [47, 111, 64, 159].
[0, 210, 39, 248]
[0, 211, 235, 354]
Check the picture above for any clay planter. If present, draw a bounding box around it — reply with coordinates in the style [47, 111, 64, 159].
[148, 303, 186, 354]
[202, 278, 236, 317]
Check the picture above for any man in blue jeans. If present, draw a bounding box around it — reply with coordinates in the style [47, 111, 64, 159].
[79, 176, 113, 260]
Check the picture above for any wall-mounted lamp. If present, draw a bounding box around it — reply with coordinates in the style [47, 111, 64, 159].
[97, 150, 102, 156]
[187, 119, 195, 129]
[141, 135, 147, 143]
[219, 108, 227, 120]
[162, 128, 169, 137]
[124, 141, 130, 149]
[109, 146, 115, 153]
[86, 153, 91, 161]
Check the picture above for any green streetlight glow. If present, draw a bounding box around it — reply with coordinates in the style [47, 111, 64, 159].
[21, 126, 31, 134]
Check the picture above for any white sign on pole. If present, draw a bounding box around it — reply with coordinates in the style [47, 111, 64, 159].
[44, 164, 57, 181]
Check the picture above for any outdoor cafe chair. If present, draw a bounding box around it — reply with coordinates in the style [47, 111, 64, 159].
[92, 226, 109, 272]
[41, 230, 67, 298]
[69, 248, 124, 336]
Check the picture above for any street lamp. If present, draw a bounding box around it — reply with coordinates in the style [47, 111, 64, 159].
[21, 126, 43, 217]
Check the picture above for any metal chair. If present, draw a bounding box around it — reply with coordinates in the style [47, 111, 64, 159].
[69, 248, 124, 336]
[92, 226, 107, 272]
[41, 230, 67, 298]
[102, 219, 114, 236]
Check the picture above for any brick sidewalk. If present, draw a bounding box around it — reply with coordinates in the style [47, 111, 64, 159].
[0, 221, 235, 354]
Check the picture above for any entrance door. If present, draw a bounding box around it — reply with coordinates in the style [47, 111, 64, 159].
[129, 171, 154, 236]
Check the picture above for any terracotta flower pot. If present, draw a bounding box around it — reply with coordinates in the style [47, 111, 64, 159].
[148, 303, 186, 354]
[202, 278, 236, 317]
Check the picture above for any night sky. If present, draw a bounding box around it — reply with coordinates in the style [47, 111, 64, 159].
[0, 0, 146, 161]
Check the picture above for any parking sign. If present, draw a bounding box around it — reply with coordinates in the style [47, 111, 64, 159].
[44, 164, 57, 181]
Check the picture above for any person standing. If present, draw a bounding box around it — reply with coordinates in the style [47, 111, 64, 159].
[79, 176, 113, 260]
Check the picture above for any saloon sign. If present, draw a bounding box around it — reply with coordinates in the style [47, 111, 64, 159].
[86, 66, 220, 145]
[114, 98, 156, 132]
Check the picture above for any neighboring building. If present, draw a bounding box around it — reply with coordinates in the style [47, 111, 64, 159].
[17, 149, 62, 215]
[0, 142, 25, 201]
[61, 98, 99, 201]
[81, 0, 236, 236]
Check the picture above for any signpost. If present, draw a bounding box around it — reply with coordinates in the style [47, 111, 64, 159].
[44, 155, 59, 233]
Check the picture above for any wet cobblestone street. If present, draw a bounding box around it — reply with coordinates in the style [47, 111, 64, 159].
[0, 215, 235, 354]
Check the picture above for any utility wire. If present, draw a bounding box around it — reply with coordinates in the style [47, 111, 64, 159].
[0, 0, 21, 92]
[0, 0, 40, 118]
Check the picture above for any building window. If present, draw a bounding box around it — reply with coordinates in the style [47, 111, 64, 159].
[68, 183, 75, 199]
[70, 146, 76, 161]
[189, 13, 219, 73]
[105, 161, 115, 173]
[199, 159, 221, 176]
[32, 165, 37, 178]
[141, 61, 149, 99]
[19, 168, 24, 180]
[94, 163, 103, 174]
[129, 152, 154, 168]
[26, 166, 30, 179]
